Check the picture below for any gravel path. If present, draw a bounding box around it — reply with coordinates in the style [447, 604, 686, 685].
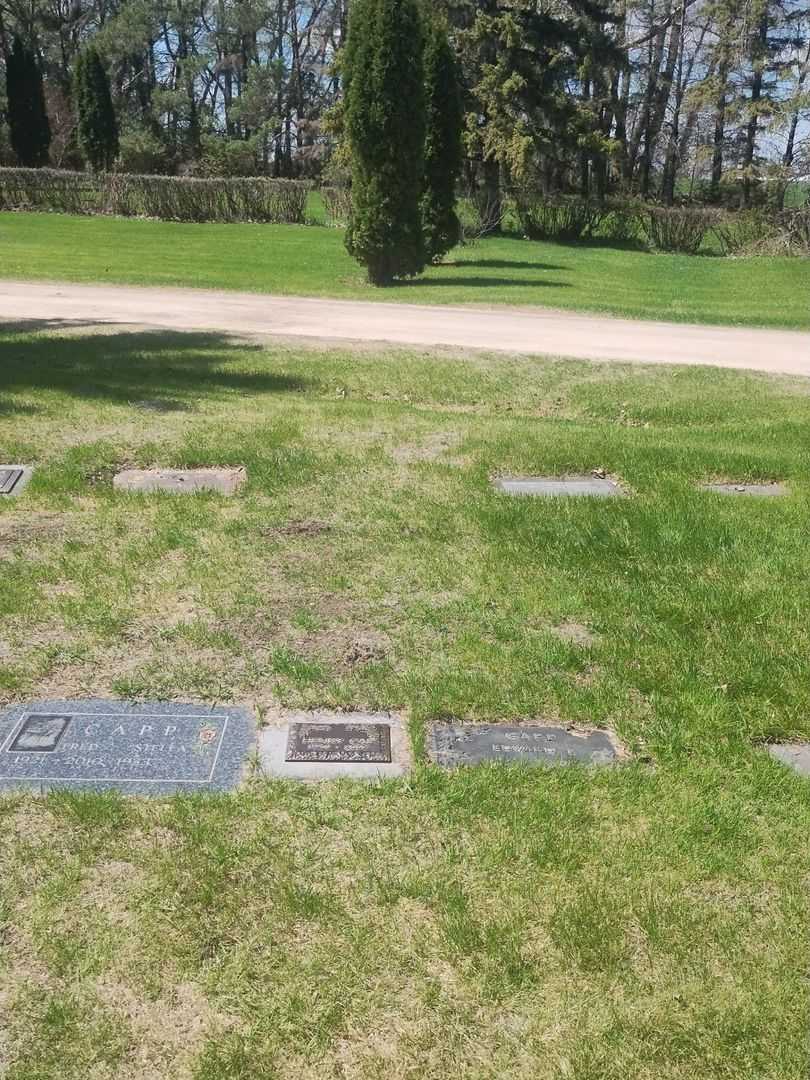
[1, 279, 808, 376]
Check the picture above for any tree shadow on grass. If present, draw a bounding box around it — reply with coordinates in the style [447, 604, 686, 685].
[0, 324, 310, 416]
[394, 275, 572, 290]
[443, 258, 566, 271]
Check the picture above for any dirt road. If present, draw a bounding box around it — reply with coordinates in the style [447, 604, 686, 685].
[1, 279, 808, 376]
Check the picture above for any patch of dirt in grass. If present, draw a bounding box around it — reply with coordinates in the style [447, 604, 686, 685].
[0, 512, 84, 553]
[260, 519, 334, 538]
[26, 639, 206, 701]
[551, 621, 599, 647]
[40, 580, 82, 601]
[2, 803, 58, 845]
[342, 629, 391, 668]
[79, 860, 146, 930]
[142, 589, 212, 631]
[572, 664, 603, 688]
[392, 432, 462, 465]
[98, 978, 239, 1080]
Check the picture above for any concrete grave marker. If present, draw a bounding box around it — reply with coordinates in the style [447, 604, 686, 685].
[767, 743, 810, 776]
[260, 712, 410, 780]
[0, 700, 255, 794]
[0, 466, 33, 498]
[494, 476, 622, 497]
[113, 468, 246, 495]
[430, 723, 620, 768]
[700, 482, 787, 497]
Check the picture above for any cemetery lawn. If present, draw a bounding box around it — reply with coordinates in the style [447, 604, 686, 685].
[2, 210, 810, 329]
[2, 324, 810, 1079]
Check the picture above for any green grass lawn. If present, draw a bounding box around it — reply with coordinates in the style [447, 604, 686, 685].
[2, 210, 809, 328]
[2, 327, 810, 1077]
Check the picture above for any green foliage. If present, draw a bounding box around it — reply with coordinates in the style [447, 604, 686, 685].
[0, 167, 310, 223]
[197, 134, 260, 177]
[117, 126, 172, 175]
[642, 207, 719, 255]
[515, 193, 607, 242]
[343, 0, 427, 284]
[421, 17, 463, 262]
[5, 36, 51, 168]
[75, 46, 119, 172]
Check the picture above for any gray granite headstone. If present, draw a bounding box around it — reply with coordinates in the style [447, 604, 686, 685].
[494, 476, 622, 497]
[700, 482, 787, 497]
[430, 723, 619, 768]
[113, 468, 246, 495]
[0, 466, 33, 498]
[767, 743, 810, 776]
[0, 699, 255, 794]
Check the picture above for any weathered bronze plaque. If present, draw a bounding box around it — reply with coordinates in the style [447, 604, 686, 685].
[9, 714, 71, 752]
[0, 468, 24, 495]
[285, 722, 392, 763]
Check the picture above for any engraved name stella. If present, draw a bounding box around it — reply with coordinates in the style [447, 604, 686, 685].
[0, 703, 252, 794]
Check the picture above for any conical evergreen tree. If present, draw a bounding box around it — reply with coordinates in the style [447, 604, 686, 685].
[6, 36, 51, 167]
[76, 46, 119, 171]
[421, 17, 463, 262]
[343, 0, 426, 285]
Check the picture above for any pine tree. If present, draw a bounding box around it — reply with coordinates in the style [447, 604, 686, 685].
[421, 17, 464, 261]
[76, 46, 119, 171]
[343, 0, 427, 285]
[5, 36, 51, 167]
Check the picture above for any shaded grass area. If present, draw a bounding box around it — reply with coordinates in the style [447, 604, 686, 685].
[1, 326, 810, 1077]
[1, 211, 809, 328]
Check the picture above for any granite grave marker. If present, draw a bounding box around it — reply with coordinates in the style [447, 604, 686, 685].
[113, 468, 246, 495]
[0, 466, 33, 498]
[767, 743, 810, 776]
[430, 723, 620, 768]
[494, 476, 622, 497]
[0, 700, 254, 794]
[700, 482, 787, 497]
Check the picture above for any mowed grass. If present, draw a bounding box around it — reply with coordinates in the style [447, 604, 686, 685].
[2, 210, 809, 328]
[2, 327, 810, 1078]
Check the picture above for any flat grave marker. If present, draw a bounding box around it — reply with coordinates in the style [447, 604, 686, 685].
[0, 466, 33, 498]
[113, 468, 246, 495]
[0, 700, 255, 795]
[260, 712, 410, 780]
[700, 482, 787, 497]
[767, 743, 810, 776]
[286, 722, 392, 763]
[430, 723, 620, 768]
[494, 476, 623, 498]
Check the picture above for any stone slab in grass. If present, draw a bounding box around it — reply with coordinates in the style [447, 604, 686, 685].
[767, 743, 810, 776]
[430, 723, 620, 768]
[259, 712, 410, 781]
[113, 467, 246, 495]
[700, 482, 787, 497]
[493, 476, 623, 497]
[0, 466, 33, 498]
[0, 700, 255, 795]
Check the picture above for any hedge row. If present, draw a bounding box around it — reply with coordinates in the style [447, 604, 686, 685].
[0, 168, 311, 224]
[2, 169, 807, 254]
[512, 195, 810, 255]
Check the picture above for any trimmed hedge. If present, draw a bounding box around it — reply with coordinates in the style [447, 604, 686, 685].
[0, 168, 310, 224]
[514, 192, 809, 255]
